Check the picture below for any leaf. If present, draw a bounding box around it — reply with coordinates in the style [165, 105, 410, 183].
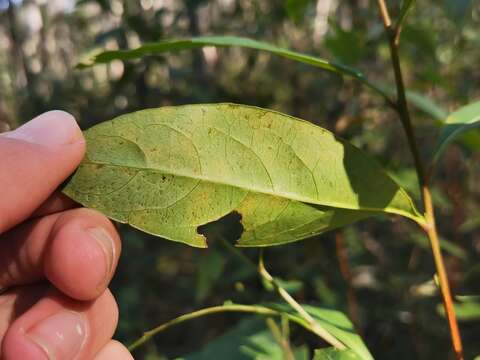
[396, 0, 415, 31]
[433, 100, 480, 163]
[76, 35, 389, 100]
[406, 91, 447, 121]
[267, 304, 373, 360]
[436, 295, 480, 322]
[176, 317, 310, 360]
[383, 89, 447, 121]
[176, 318, 289, 360]
[313, 348, 362, 360]
[127, 302, 369, 357]
[237, 195, 373, 248]
[173, 302, 371, 359]
[63, 104, 424, 248]
[409, 232, 468, 260]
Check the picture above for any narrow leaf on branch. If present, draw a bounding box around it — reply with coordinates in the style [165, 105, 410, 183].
[396, 0, 416, 33]
[406, 91, 447, 121]
[77, 36, 389, 101]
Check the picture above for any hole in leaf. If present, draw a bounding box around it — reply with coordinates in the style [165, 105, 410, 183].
[197, 211, 244, 245]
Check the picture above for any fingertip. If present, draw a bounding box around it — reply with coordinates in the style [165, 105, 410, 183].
[0, 111, 86, 233]
[95, 340, 134, 360]
[3, 110, 84, 146]
[44, 209, 121, 301]
[45, 223, 107, 300]
[2, 289, 119, 360]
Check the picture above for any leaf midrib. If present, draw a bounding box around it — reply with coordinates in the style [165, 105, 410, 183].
[81, 157, 421, 223]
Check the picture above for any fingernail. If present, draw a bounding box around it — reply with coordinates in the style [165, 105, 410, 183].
[27, 311, 87, 360]
[2, 110, 83, 146]
[87, 227, 115, 283]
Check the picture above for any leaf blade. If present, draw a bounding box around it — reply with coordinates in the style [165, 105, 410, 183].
[433, 100, 480, 163]
[77, 36, 389, 100]
[267, 303, 372, 360]
[313, 348, 362, 360]
[396, 0, 416, 31]
[63, 104, 424, 247]
[406, 91, 447, 121]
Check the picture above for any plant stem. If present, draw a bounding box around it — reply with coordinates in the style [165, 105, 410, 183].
[128, 304, 294, 352]
[375, 1, 463, 358]
[423, 190, 464, 358]
[217, 237, 346, 349]
[335, 232, 361, 333]
[265, 317, 295, 360]
[128, 302, 346, 353]
[258, 250, 346, 350]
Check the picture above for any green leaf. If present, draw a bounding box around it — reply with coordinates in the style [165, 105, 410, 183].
[77, 35, 389, 100]
[436, 295, 480, 322]
[177, 317, 311, 360]
[267, 304, 373, 360]
[396, 0, 415, 31]
[176, 318, 290, 360]
[433, 100, 480, 163]
[171, 302, 371, 359]
[406, 91, 447, 121]
[313, 348, 362, 360]
[63, 104, 424, 247]
[383, 89, 447, 121]
[126, 302, 370, 357]
[409, 232, 468, 260]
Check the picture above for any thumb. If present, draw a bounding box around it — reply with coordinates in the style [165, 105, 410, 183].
[0, 111, 85, 233]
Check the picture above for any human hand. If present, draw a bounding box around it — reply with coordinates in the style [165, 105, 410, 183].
[0, 111, 133, 359]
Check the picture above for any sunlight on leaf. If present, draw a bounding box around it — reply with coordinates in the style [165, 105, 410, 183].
[268, 303, 373, 360]
[433, 100, 480, 163]
[313, 348, 362, 360]
[63, 104, 424, 247]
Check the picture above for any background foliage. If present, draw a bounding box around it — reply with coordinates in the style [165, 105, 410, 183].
[0, 0, 479, 359]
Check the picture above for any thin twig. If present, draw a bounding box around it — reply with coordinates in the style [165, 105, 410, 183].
[258, 250, 346, 350]
[335, 232, 361, 333]
[266, 318, 295, 360]
[217, 237, 346, 349]
[374, 1, 464, 359]
[376, 0, 392, 27]
[128, 304, 310, 352]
